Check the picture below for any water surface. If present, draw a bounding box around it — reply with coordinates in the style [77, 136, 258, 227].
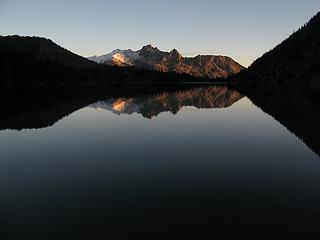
[0, 85, 319, 238]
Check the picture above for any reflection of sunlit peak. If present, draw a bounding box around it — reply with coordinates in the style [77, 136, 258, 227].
[112, 99, 127, 112]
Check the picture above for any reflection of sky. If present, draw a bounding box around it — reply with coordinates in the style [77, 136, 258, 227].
[1, 0, 319, 66]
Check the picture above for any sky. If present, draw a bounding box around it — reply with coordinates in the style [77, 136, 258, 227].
[0, 0, 319, 67]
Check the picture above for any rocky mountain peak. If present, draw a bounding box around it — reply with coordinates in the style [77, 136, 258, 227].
[141, 44, 157, 52]
[170, 48, 181, 56]
[89, 45, 245, 79]
[169, 48, 183, 61]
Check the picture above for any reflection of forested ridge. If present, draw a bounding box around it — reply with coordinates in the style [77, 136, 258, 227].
[0, 84, 215, 130]
[239, 84, 320, 157]
[90, 86, 243, 118]
[0, 87, 100, 130]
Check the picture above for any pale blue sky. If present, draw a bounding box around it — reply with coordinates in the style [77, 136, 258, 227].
[0, 0, 319, 66]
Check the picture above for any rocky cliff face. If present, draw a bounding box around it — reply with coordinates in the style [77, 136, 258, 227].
[89, 45, 245, 79]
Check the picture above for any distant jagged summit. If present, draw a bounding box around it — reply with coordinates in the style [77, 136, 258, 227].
[141, 44, 157, 52]
[88, 45, 245, 79]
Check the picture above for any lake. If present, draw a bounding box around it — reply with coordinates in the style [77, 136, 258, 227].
[0, 85, 319, 238]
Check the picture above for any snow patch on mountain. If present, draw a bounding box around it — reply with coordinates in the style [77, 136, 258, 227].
[88, 49, 141, 65]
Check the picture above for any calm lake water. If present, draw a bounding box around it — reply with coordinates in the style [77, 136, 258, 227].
[0, 85, 319, 238]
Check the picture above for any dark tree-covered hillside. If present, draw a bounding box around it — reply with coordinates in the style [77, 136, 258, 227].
[236, 12, 320, 87]
[0, 35, 96, 69]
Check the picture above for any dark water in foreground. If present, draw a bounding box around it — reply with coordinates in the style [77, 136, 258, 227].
[0, 85, 319, 238]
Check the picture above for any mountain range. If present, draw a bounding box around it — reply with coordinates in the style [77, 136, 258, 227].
[1, 12, 319, 86]
[89, 45, 245, 78]
[0, 36, 205, 86]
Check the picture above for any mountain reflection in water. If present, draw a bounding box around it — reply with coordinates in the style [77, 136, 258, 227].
[0, 84, 318, 156]
[89, 86, 243, 118]
[0, 84, 319, 239]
